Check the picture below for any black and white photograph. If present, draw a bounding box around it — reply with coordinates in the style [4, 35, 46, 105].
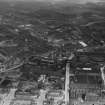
[0, 0, 105, 105]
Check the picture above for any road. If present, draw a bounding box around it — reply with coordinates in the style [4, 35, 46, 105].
[1, 89, 16, 105]
[80, 20, 105, 27]
[100, 66, 105, 86]
[65, 53, 74, 105]
[65, 63, 70, 105]
[0, 61, 24, 73]
[37, 90, 46, 105]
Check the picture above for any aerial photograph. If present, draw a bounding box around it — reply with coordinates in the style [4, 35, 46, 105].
[0, 0, 105, 105]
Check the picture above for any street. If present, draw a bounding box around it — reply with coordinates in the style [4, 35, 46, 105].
[1, 89, 16, 105]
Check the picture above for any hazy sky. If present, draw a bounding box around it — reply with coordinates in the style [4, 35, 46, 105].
[37, 0, 104, 4]
[2, 0, 104, 3]
[49, 0, 101, 3]
[24, 0, 102, 2]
